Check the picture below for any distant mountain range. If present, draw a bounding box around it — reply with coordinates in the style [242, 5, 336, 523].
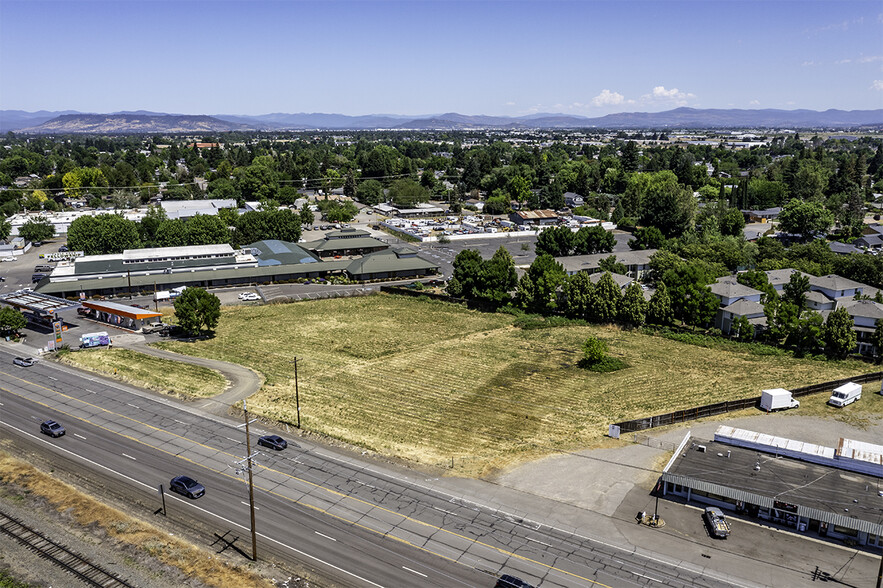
[2, 107, 881, 134]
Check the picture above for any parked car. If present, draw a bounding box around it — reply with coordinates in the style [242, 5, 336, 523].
[169, 475, 205, 499]
[77, 307, 91, 316]
[1, 256, 16, 262]
[257, 435, 287, 451]
[142, 321, 169, 334]
[58, 245, 69, 252]
[240, 292, 260, 301]
[0, 276, 5, 282]
[13, 357, 36, 367]
[703, 506, 731, 538]
[496, 574, 535, 588]
[40, 420, 65, 437]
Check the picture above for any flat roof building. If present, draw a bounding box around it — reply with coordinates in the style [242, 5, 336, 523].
[660, 427, 883, 547]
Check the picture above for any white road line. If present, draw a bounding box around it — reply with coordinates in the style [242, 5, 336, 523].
[173, 419, 186, 424]
[526, 537, 552, 547]
[225, 437, 241, 443]
[402, 566, 427, 578]
[0, 421, 385, 588]
[86, 389, 96, 394]
[240, 501, 259, 510]
[121, 453, 137, 461]
[47, 375, 58, 381]
[73, 433, 87, 440]
[314, 531, 337, 541]
[633, 572, 663, 583]
[126, 403, 139, 409]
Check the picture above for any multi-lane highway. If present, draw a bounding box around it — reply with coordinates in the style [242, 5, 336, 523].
[0, 347, 755, 588]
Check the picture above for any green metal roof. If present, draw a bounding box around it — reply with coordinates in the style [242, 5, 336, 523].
[346, 250, 439, 277]
[301, 236, 388, 252]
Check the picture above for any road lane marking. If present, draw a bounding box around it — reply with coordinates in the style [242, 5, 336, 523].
[47, 376, 58, 381]
[315, 531, 336, 541]
[0, 377, 614, 588]
[402, 567, 427, 578]
[174, 419, 186, 424]
[240, 502, 259, 509]
[0, 421, 386, 588]
[122, 453, 137, 461]
[126, 403, 139, 409]
[73, 433, 87, 440]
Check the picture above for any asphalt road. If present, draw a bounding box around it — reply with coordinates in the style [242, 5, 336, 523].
[0, 348, 754, 588]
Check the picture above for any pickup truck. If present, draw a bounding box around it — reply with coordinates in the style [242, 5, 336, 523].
[703, 507, 730, 538]
[142, 322, 169, 334]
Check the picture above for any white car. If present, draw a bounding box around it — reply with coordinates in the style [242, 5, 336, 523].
[240, 292, 261, 301]
[1, 256, 16, 262]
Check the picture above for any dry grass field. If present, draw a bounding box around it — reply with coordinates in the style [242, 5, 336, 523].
[58, 348, 228, 399]
[0, 451, 273, 588]
[155, 295, 878, 477]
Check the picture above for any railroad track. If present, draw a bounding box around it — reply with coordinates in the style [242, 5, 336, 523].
[0, 508, 135, 588]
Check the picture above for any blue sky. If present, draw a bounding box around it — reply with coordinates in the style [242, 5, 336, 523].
[2, 0, 882, 116]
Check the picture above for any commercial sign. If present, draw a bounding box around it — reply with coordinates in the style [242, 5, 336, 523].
[52, 320, 63, 346]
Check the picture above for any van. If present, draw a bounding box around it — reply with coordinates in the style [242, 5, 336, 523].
[34, 264, 52, 272]
[828, 382, 862, 407]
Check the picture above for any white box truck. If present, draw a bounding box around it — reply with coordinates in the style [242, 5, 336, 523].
[828, 382, 862, 407]
[760, 388, 800, 411]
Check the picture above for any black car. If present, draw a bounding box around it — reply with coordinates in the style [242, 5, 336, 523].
[169, 475, 205, 499]
[258, 435, 287, 451]
[40, 420, 65, 437]
[495, 575, 535, 588]
[13, 357, 36, 367]
[58, 245, 69, 252]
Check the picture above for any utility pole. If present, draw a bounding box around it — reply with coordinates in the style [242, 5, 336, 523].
[293, 357, 301, 428]
[237, 400, 259, 561]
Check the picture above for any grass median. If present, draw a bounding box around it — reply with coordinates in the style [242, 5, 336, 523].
[57, 348, 228, 399]
[154, 294, 879, 477]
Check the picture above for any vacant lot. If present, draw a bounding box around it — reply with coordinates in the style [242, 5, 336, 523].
[58, 348, 228, 399]
[155, 295, 878, 476]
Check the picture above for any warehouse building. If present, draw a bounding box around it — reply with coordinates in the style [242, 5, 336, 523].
[34, 238, 438, 298]
[660, 426, 883, 547]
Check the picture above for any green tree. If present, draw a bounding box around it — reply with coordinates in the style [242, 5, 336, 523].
[598, 255, 627, 275]
[561, 272, 594, 320]
[356, 179, 384, 205]
[639, 170, 696, 238]
[480, 246, 518, 303]
[589, 271, 622, 323]
[517, 254, 566, 313]
[871, 318, 883, 362]
[793, 311, 824, 355]
[536, 226, 574, 256]
[730, 315, 753, 341]
[138, 204, 167, 246]
[777, 198, 834, 240]
[573, 226, 615, 255]
[18, 217, 55, 243]
[719, 208, 746, 237]
[582, 336, 608, 364]
[0, 216, 12, 241]
[320, 201, 359, 223]
[185, 214, 230, 246]
[388, 179, 429, 207]
[234, 209, 302, 246]
[662, 263, 719, 328]
[628, 226, 665, 250]
[506, 175, 532, 204]
[67, 214, 140, 254]
[299, 204, 314, 226]
[0, 306, 26, 333]
[619, 281, 648, 327]
[782, 272, 810, 312]
[447, 249, 484, 298]
[823, 307, 856, 359]
[173, 287, 221, 336]
[647, 282, 673, 325]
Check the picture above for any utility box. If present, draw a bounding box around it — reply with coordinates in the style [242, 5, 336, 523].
[828, 382, 862, 407]
[760, 388, 800, 412]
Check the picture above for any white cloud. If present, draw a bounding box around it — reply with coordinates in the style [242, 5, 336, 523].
[749, 99, 760, 106]
[834, 59, 852, 65]
[859, 55, 883, 63]
[504, 101, 515, 106]
[640, 86, 696, 106]
[871, 80, 883, 91]
[801, 60, 817, 67]
[591, 89, 626, 107]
